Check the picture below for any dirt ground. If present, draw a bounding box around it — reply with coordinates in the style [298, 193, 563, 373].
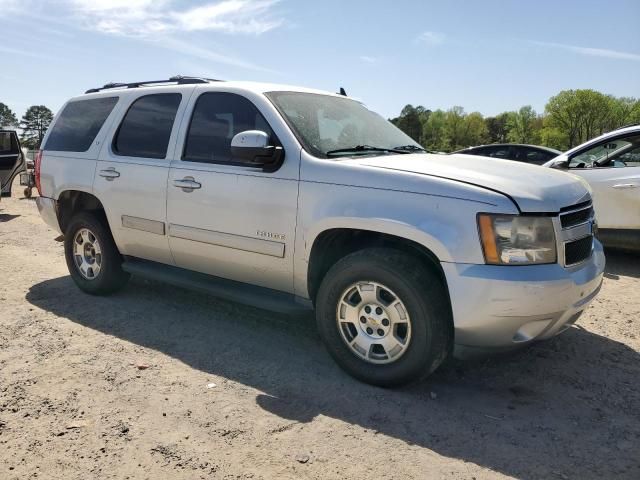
[0, 180, 638, 480]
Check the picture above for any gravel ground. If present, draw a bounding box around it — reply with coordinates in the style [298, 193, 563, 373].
[1, 181, 639, 480]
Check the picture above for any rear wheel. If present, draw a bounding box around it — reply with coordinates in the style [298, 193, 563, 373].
[315, 248, 452, 387]
[64, 212, 129, 295]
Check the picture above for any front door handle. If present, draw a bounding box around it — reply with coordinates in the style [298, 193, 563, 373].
[612, 183, 639, 189]
[99, 168, 120, 181]
[173, 177, 201, 191]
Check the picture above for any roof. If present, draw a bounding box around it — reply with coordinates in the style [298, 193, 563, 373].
[82, 76, 344, 98]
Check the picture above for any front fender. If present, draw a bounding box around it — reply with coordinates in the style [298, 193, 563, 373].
[293, 181, 516, 298]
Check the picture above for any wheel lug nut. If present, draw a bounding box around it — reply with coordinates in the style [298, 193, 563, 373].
[366, 327, 373, 335]
[382, 319, 390, 327]
[377, 329, 384, 336]
[375, 307, 383, 315]
[360, 316, 367, 323]
[364, 306, 371, 314]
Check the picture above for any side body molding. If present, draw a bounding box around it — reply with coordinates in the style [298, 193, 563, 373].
[168, 224, 285, 258]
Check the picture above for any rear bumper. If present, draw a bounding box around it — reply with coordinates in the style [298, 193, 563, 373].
[442, 240, 605, 355]
[36, 196, 62, 234]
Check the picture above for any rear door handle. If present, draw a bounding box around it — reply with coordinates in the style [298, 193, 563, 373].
[99, 168, 120, 180]
[173, 177, 201, 190]
[612, 183, 639, 189]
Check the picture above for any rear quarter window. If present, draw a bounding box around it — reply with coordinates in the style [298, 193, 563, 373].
[44, 97, 118, 152]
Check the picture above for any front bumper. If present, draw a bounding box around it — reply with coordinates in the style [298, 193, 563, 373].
[442, 240, 605, 356]
[36, 196, 62, 234]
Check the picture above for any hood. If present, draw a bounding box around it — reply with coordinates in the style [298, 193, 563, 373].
[346, 153, 591, 213]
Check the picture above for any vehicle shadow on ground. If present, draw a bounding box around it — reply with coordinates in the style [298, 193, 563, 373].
[26, 255, 639, 480]
[0, 213, 20, 222]
[604, 248, 640, 279]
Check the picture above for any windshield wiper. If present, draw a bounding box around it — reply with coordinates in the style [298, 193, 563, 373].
[325, 145, 410, 157]
[393, 145, 428, 153]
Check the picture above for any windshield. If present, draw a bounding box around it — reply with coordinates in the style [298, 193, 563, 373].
[265, 91, 422, 158]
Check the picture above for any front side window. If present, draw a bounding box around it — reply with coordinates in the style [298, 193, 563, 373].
[183, 92, 275, 164]
[113, 93, 182, 159]
[265, 92, 421, 158]
[44, 97, 118, 152]
[570, 134, 640, 169]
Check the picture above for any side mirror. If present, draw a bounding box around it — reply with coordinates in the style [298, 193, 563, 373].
[231, 130, 283, 168]
[548, 159, 569, 170]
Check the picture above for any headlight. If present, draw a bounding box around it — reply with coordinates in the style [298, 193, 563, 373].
[477, 214, 557, 265]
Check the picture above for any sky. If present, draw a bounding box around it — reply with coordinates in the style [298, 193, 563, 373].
[1, 0, 639, 120]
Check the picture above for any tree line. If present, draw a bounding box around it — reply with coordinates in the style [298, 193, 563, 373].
[0, 103, 53, 149]
[391, 89, 640, 152]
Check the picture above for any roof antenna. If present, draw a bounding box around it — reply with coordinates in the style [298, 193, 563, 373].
[339, 87, 347, 96]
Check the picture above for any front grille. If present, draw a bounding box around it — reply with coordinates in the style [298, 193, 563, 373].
[565, 235, 593, 265]
[560, 205, 594, 228]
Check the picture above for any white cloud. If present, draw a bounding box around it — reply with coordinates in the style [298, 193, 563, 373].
[154, 37, 276, 72]
[0, 0, 286, 72]
[359, 55, 378, 64]
[532, 41, 640, 62]
[416, 31, 444, 46]
[173, 0, 282, 34]
[68, 0, 283, 37]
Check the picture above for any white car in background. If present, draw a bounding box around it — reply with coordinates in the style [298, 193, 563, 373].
[545, 125, 640, 251]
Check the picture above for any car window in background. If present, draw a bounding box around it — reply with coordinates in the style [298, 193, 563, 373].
[0, 131, 16, 154]
[183, 92, 275, 164]
[485, 146, 511, 159]
[45, 97, 118, 152]
[570, 135, 640, 168]
[468, 147, 490, 156]
[523, 148, 555, 165]
[617, 146, 640, 167]
[113, 93, 182, 159]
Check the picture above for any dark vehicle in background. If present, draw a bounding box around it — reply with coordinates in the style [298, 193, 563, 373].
[454, 144, 562, 165]
[0, 130, 26, 201]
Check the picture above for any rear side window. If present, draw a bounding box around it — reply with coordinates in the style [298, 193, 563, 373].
[113, 93, 182, 159]
[44, 97, 118, 152]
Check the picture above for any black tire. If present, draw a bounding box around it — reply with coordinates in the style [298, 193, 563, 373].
[64, 211, 130, 295]
[315, 248, 452, 387]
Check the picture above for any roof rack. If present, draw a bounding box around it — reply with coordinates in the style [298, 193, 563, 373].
[85, 75, 223, 94]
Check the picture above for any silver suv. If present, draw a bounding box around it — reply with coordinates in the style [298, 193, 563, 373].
[35, 77, 605, 386]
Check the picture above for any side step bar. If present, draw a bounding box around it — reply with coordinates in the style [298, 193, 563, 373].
[122, 258, 312, 316]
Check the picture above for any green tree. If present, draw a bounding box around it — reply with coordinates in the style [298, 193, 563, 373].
[421, 109, 446, 151]
[443, 106, 466, 150]
[463, 111, 489, 146]
[507, 106, 538, 144]
[608, 97, 640, 129]
[0, 102, 18, 128]
[391, 104, 430, 143]
[20, 105, 53, 149]
[544, 91, 582, 149]
[485, 113, 509, 143]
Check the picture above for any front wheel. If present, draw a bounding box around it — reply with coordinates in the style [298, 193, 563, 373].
[64, 212, 130, 295]
[315, 248, 452, 387]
